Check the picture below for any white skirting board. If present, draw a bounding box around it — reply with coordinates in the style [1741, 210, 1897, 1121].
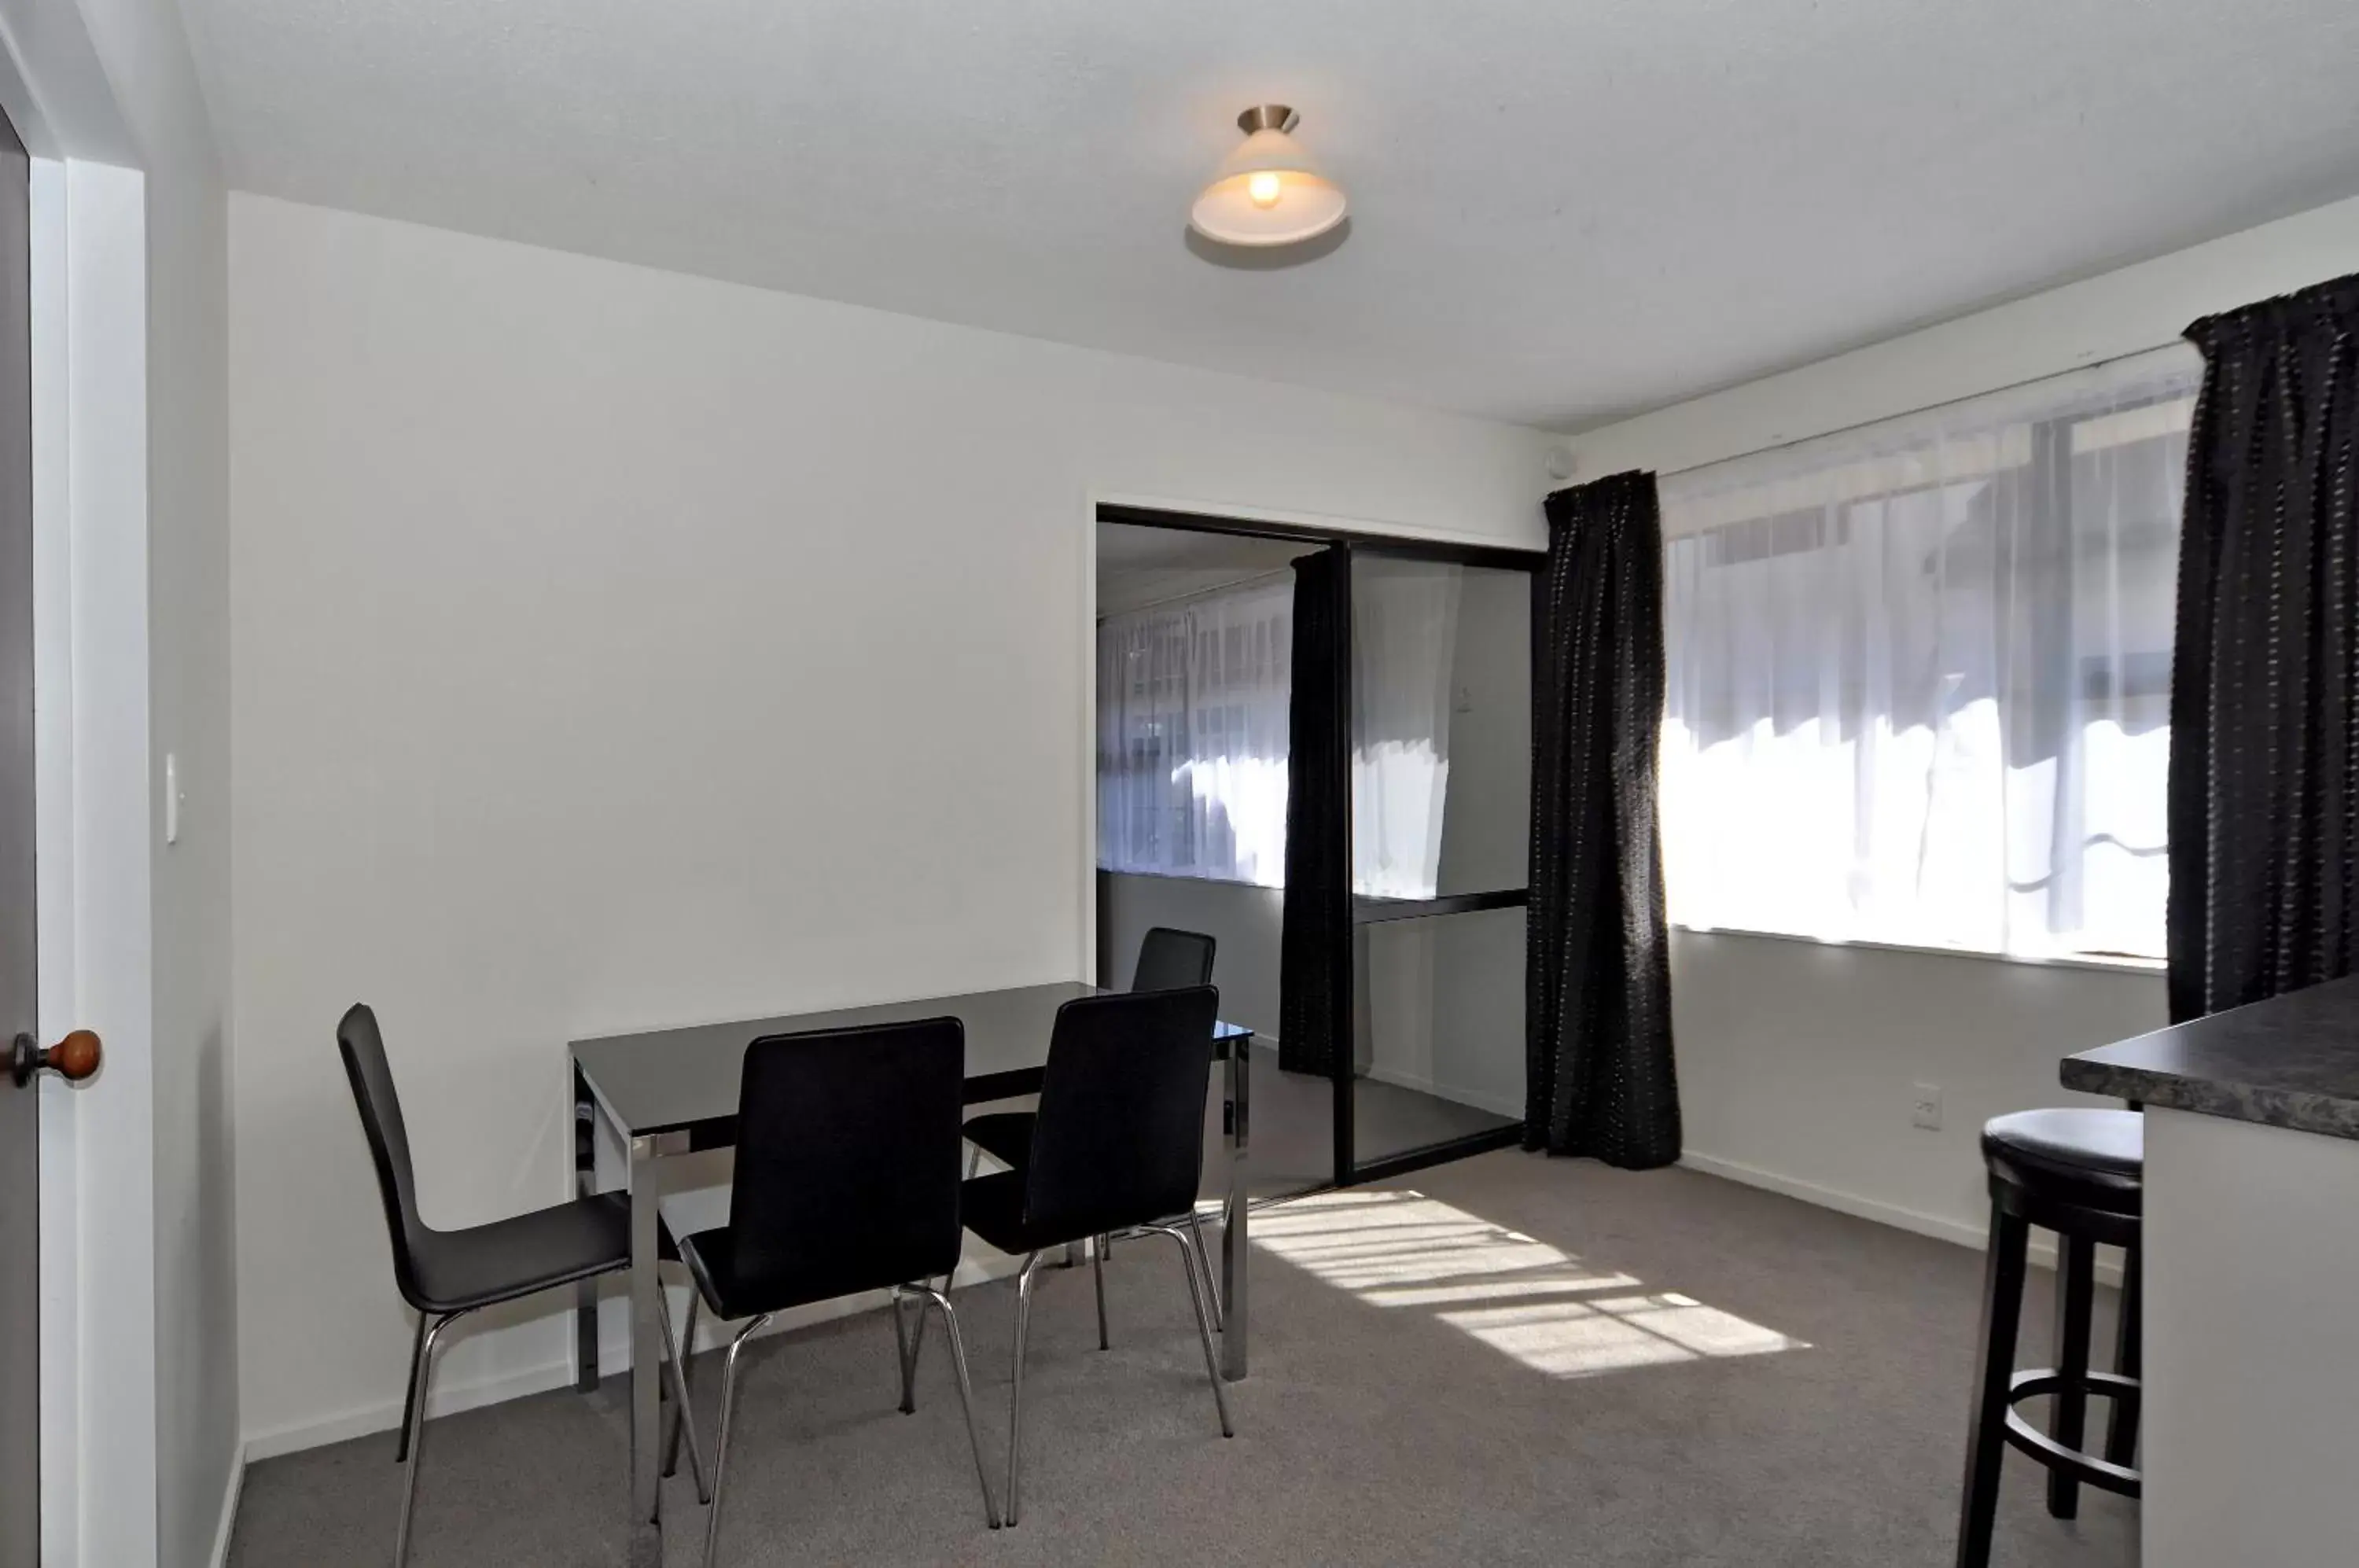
[1679, 1148, 2125, 1285]
[1358, 1064, 1523, 1121]
[208, 1448, 245, 1568]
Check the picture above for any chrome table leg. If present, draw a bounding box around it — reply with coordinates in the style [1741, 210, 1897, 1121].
[627, 1136, 664, 1561]
[1093, 1236, 1110, 1350]
[657, 1283, 711, 1503]
[1006, 1252, 1044, 1526]
[1220, 1034, 1250, 1380]
[664, 1290, 702, 1478]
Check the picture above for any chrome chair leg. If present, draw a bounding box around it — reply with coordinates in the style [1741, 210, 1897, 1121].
[909, 1284, 1003, 1529]
[909, 1143, 983, 1405]
[1093, 1237, 1110, 1351]
[665, 1290, 703, 1478]
[702, 1313, 773, 1568]
[393, 1312, 427, 1464]
[1150, 1224, 1234, 1438]
[892, 1288, 922, 1414]
[1006, 1251, 1044, 1526]
[657, 1283, 712, 1504]
[394, 1308, 473, 1568]
[1187, 1206, 1223, 1330]
[899, 1268, 956, 1408]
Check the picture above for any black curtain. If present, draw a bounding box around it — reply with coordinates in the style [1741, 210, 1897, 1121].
[1526, 472, 1680, 1167]
[2168, 273, 2359, 1021]
[1279, 547, 1345, 1075]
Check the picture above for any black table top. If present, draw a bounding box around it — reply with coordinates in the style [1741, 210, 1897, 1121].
[2061, 974, 2359, 1140]
[572, 981, 1253, 1139]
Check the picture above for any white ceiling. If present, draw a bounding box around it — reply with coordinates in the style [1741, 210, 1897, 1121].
[180, 0, 2359, 431]
[1097, 525, 1306, 617]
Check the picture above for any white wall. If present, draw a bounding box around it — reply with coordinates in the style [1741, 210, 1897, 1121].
[1669, 932, 2164, 1242]
[1559, 195, 2359, 1248]
[1568, 193, 2359, 480]
[140, 148, 236, 1568]
[1430, 570, 1529, 895]
[227, 192, 1551, 1452]
[1101, 874, 1282, 1040]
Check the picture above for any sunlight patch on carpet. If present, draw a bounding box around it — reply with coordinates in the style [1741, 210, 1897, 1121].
[1251, 1190, 1806, 1378]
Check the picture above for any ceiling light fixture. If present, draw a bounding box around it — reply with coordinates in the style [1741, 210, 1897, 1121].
[1190, 106, 1347, 248]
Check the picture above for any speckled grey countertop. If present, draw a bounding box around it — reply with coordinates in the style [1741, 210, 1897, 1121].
[2062, 974, 2359, 1139]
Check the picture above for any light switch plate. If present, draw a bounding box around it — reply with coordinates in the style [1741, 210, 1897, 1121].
[164, 753, 182, 845]
[1911, 1082, 1943, 1132]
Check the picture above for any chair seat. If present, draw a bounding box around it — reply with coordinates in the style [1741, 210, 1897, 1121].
[1983, 1108, 2143, 1179]
[962, 1111, 1035, 1170]
[407, 1195, 631, 1316]
[675, 1224, 961, 1323]
[1982, 1108, 2144, 1209]
[960, 1169, 1099, 1257]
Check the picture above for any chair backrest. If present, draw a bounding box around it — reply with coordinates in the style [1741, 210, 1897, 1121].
[1132, 926, 1216, 994]
[727, 1017, 966, 1298]
[1024, 986, 1220, 1243]
[337, 1003, 432, 1305]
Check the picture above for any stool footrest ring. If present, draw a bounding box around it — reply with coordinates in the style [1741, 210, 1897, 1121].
[2001, 1368, 2142, 1498]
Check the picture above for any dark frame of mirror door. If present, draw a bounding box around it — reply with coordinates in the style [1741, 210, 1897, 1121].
[1328, 539, 1536, 1186]
[1095, 504, 1540, 1192]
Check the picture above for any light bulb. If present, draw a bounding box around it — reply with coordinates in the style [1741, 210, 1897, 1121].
[1190, 107, 1346, 248]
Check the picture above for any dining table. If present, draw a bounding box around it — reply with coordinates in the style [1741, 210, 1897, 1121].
[568, 981, 1257, 1565]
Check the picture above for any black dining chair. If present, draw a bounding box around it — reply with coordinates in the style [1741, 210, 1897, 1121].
[337, 1003, 708, 1567]
[1128, 925, 1219, 994]
[953, 985, 1232, 1526]
[957, 927, 1221, 1320]
[667, 1017, 1000, 1567]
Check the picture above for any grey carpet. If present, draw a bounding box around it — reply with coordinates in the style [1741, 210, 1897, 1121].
[230, 1151, 2135, 1566]
[1244, 1043, 1518, 1194]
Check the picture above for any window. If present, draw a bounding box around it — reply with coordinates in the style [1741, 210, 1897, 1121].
[1658, 352, 2199, 961]
[1097, 577, 1293, 885]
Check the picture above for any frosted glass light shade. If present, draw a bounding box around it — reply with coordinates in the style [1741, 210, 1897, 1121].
[1191, 119, 1347, 248]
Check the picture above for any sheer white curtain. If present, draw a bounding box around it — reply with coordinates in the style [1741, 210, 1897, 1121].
[1658, 350, 2199, 960]
[1097, 576, 1294, 885]
[1352, 559, 1464, 900]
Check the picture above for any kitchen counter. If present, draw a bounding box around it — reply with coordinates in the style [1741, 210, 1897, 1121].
[2060, 974, 2359, 1568]
[2061, 973, 2359, 1138]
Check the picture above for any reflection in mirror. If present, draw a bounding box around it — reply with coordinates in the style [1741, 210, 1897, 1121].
[1350, 561, 1531, 903]
[1352, 905, 1525, 1168]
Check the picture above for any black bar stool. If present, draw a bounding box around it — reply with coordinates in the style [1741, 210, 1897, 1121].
[1956, 1108, 2144, 1568]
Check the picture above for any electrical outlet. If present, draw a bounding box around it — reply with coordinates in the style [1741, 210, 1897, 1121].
[1911, 1083, 1944, 1132]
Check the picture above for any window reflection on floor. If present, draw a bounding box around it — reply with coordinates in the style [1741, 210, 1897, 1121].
[1249, 1190, 1806, 1378]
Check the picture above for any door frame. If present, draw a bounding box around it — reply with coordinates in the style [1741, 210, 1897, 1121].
[1084, 499, 1539, 1191]
[0, 18, 167, 1565]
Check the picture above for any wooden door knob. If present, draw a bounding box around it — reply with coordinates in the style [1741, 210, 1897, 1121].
[10, 1029, 100, 1087]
